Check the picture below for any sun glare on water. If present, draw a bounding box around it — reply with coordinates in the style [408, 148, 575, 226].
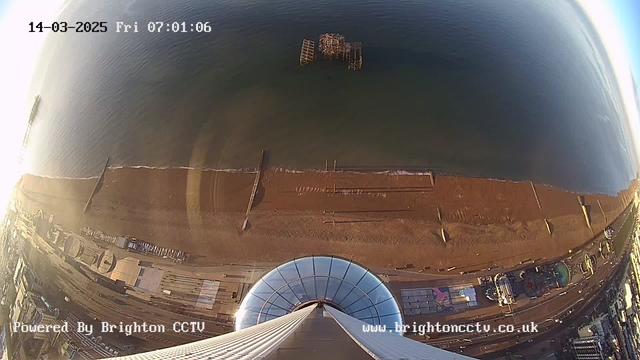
[0, 0, 65, 217]
[576, 0, 640, 168]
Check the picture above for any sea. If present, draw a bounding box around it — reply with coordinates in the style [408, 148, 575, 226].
[23, 0, 638, 194]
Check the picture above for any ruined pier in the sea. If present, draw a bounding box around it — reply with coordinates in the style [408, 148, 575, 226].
[299, 33, 363, 70]
[299, 39, 315, 66]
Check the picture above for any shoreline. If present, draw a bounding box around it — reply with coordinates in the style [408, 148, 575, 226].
[24, 164, 627, 196]
[16, 166, 637, 269]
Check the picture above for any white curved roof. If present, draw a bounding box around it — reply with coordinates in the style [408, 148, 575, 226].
[235, 255, 403, 333]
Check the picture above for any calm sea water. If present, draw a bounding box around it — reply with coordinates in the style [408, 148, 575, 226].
[25, 0, 637, 194]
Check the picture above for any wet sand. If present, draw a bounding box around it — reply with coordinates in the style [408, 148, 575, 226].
[16, 168, 636, 270]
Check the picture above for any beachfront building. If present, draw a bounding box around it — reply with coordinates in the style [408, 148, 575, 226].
[106, 256, 474, 359]
[570, 336, 607, 360]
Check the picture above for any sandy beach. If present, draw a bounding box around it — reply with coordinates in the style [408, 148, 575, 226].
[16, 168, 636, 270]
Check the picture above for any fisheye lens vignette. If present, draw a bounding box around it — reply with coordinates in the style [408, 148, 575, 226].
[1, 0, 640, 359]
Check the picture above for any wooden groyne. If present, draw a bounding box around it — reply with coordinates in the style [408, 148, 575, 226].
[245, 151, 266, 217]
[530, 181, 542, 210]
[242, 151, 266, 230]
[83, 157, 110, 213]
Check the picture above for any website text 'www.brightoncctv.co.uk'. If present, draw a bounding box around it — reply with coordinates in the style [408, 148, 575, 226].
[362, 321, 539, 335]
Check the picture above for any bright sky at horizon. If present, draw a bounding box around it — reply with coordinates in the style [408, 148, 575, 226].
[575, 0, 640, 170]
[610, 0, 640, 77]
[0, 2, 8, 18]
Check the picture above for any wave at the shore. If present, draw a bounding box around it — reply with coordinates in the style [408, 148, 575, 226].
[108, 165, 254, 173]
[22, 173, 101, 181]
[109, 165, 440, 176]
[23, 164, 528, 184]
[271, 167, 436, 176]
[112, 166, 583, 193]
[21, 165, 627, 196]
